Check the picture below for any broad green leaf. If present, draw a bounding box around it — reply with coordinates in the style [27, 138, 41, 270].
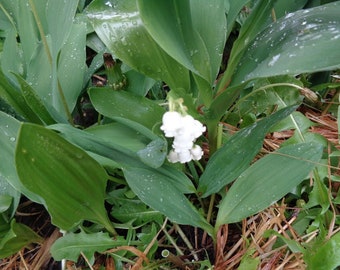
[0, 68, 42, 123]
[270, 111, 314, 132]
[85, 0, 190, 90]
[51, 231, 131, 262]
[215, 142, 323, 226]
[0, 219, 42, 259]
[225, 0, 249, 38]
[198, 106, 297, 197]
[123, 167, 214, 235]
[236, 75, 303, 116]
[0, 112, 43, 208]
[86, 123, 150, 152]
[218, 0, 277, 90]
[50, 123, 148, 168]
[232, 2, 340, 85]
[124, 69, 156, 96]
[0, 174, 19, 220]
[88, 87, 165, 130]
[46, 0, 79, 57]
[26, 39, 53, 108]
[10, 0, 86, 120]
[305, 231, 340, 270]
[17, 0, 40, 70]
[1, 27, 24, 86]
[0, 195, 12, 213]
[108, 191, 163, 226]
[50, 124, 189, 193]
[15, 124, 115, 234]
[14, 74, 56, 125]
[137, 138, 167, 168]
[138, 0, 227, 84]
[273, 0, 309, 19]
[57, 21, 87, 114]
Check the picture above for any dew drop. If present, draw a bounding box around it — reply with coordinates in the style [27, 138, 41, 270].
[268, 54, 281, 67]
[9, 137, 16, 142]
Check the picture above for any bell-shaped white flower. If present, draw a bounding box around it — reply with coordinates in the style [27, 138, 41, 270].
[160, 111, 183, 137]
[167, 149, 180, 163]
[161, 110, 205, 163]
[177, 149, 192, 163]
[190, 144, 204, 160]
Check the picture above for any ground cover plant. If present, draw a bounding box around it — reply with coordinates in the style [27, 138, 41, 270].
[0, 0, 340, 269]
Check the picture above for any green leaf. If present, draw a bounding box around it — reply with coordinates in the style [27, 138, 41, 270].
[12, 0, 87, 120]
[124, 69, 156, 96]
[51, 231, 129, 262]
[1, 26, 25, 86]
[138, 0, 227, 84]
[108, 191, 163, 226]
[137, 138, 167, 168]
[236, 76, 303, 116]
[215, 142, 323, 226]
[272, 0, 309, 20]
[199, 106, 297, 197]
[0, 195, 12, 213]
[0, 112, 43, 209]
[232, 2, 340, 85]
[225, 0, 250, 38]
[123, 167, 214, 235]
[238, 249, 260, 270]
[86, 123, 150, 152]
[17, 0, 41, 71]
[15, 123, 115, 234]
[0, 68, 42, 123]
[0, 219, 42, 259]
[305, 231, 340, 270]
[57, 21, 87, 114]
[85, 0, 190, 90]
[218, 0, 277, 90]
[304, 169, 330, 214]
[46, 0, 79, 57]
[50, 123, 147, 168]
[13, 74, 56, 125]
[88, 87, 165, 130]
[270, 111, 314, 132]
[263, 229, 304, 253]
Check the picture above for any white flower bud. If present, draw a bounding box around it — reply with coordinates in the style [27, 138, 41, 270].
[167, 149, 180, 163]
[160, 111, 183, 137]
[177, 149, 192, 163]
[190, 145, 204, 160]
[173, 134, 194, 151]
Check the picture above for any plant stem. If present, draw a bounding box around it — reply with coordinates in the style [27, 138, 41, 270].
[162, 226, 184, 256]
[174, 223, 199, 261]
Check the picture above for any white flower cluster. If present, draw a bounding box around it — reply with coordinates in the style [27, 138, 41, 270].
[160, 111, 206, 163]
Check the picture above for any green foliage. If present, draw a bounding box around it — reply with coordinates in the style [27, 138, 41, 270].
[198, 105, 297, 197]
[88, 87, 165, 131]
[51, 231, 132, 262]
[215, 142, 323, 226]
[232, 1, 340, 85]
[0, 0, 339, 267]
[124, 166, 214, 235]
[0, 219, 42, 259]
[304, 231, 340, 269]
[15, 123, 115, 234]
